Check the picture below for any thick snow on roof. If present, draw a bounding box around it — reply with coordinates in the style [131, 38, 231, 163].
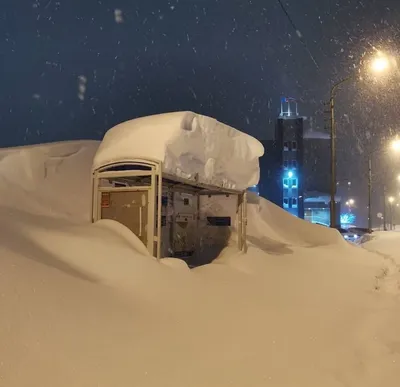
[93, 111, 264, 191]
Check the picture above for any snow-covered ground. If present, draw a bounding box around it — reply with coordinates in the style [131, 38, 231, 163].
[1, 141, 400, 386]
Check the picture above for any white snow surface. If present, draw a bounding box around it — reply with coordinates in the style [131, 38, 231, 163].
[0, 141, 400, 387]
[92, 111, 264, 191]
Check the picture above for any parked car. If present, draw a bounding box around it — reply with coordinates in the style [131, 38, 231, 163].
[335, 227, 361, 242]
[314, 224, 370, 242]
[347, 227, 373, 235]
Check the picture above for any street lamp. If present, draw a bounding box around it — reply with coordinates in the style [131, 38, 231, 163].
[392, 139, 400, 152]
[330, 51, 396, 228]
[370, 55, 390, 73]
[329, 77, 353, 228]
[388, 196, 395, 230]
[367, 51, 397, 80]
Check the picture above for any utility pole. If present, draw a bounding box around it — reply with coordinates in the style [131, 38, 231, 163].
[383, 185, 387, 231]
[368, 157, 372, 231]
[330, 94, 336, 228]
[329, 76, 353, 228]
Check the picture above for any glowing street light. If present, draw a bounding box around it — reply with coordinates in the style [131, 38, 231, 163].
[392, 139, 400, 152]
[346, 198, 355, 212]
[388, 196, 395, 204]
[370, 55, 390, 73]
[367, 50, 397, 77]
[329, 50, 396, 228]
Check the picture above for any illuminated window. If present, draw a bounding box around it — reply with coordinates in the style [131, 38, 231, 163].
[283, 178, 289, 187]
[283, 197, 289, 208]
[291, 178, 298, 188]
[283, 141, 289, 151]
[292, 141, 297, 151]
[292, 198, 298, 208]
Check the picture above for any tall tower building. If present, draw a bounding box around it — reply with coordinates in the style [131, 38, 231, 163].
[276, 97, 304, 218]
[258, 97, 304, 218]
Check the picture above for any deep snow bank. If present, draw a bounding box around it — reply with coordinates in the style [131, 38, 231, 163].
[247, 193, 346, 247]
[1, 140, 400, 386]
[93, 111, 264, 191]
[0, 201, 394, 387]
[0, 140, 99, 221]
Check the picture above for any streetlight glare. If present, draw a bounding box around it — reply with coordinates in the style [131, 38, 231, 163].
[392, 139, 400, 152]
[349, 198, 355, 205]
[388, 196, 395, 203]
[370, 56, 390, 73]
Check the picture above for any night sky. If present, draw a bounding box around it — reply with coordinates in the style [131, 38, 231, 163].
[2, 0, 400, 222]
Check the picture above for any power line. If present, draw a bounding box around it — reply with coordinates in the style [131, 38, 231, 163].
[276, 0, 320, 70]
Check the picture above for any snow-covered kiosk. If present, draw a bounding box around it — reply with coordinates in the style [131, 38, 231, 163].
[91, 112, 264, 260]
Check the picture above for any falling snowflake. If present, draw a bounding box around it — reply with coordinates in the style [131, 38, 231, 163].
[114, 9, 123, 24]
[77, 75, 87, 101]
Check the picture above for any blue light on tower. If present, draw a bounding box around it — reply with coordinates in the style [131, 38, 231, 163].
[288, 170, 294, 178]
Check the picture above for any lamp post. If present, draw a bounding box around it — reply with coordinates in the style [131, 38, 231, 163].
[388, 196, 395, 230]
[330, 52, 395, 229]
[368, 157, 372, 230]
[383, 186, 388, 231]
[330, 76, 353, 228]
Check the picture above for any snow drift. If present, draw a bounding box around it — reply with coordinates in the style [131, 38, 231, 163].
[92, 111, 264, 191]
[1, 140, 400, 387]
[0, 140, 98, 221]
[247, 192, 345, 247]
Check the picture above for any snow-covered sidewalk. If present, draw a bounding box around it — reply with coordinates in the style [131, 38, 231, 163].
[356, 232, 400, 386]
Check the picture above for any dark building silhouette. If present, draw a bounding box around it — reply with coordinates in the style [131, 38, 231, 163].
[258, 98, 341, 226]
[259, 98, 304, 218]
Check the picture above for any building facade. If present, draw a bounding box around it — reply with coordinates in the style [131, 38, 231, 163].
[259, 97, 304, 218]
[258, 98, 345, 226]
